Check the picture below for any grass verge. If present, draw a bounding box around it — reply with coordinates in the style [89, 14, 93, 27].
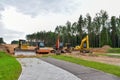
[0, 51, 21, 80]
[51, 55, 120, 77]
[107, 48, 120, 53]
[105, 54, 120, 58]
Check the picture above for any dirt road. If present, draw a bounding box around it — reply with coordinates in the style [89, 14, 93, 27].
[66, 53, 120, 66]
[80, 55, 120, 66]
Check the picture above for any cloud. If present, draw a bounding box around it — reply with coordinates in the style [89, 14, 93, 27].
[1, 6, 79, 34]
[0, 2, 4, 11]
[0, 0, 81, 16]
[0, 21, 24, 43]
[1, 0, 119, 44]
[78, 0, 120, 17]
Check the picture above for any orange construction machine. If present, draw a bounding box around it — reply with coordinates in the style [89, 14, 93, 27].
[35, 42, 51, 54]
[53, 34, 72, 54]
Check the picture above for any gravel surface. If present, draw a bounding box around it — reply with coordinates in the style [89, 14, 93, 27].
[17, 58, 81, 80]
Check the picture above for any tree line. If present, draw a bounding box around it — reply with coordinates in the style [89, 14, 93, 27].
[26, 10, 120, 48]
[0, 38, 5, 44]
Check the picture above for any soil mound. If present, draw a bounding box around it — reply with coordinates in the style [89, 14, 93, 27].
[102, 45, 111, 49]
[0, 45, 8, 53]
[0, 44, 18, 54]
[91, 45, 111, 53]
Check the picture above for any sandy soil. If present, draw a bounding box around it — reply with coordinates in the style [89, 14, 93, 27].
[66, 53, 120, 66]
[1, 44, 120, 66]
[80, 55, 120, 66]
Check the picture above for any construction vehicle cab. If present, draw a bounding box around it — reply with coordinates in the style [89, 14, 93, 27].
[38, 42, 45, 48]
[64, 43, 72, 53]
[35, 42, 51, 54]
[18, 39, 28, 49]
[74, 35, 90, 53]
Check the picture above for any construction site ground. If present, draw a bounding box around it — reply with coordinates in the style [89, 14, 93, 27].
[0, 44, 120, 66]
[0, 44, 120, 80]
[65, 52, 120, 66]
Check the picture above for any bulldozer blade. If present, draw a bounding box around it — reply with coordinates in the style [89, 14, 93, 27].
[14, 49, 36, 56]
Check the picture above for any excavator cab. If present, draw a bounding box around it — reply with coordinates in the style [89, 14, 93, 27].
[64, 43, 72, 53]
[83, 43, 87, 48]
[38, 42, 45, 48]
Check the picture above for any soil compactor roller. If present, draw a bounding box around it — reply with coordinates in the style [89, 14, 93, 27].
[35, 41, 51, 54]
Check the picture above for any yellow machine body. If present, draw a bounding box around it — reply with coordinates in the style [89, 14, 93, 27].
[74, 35, 89, 51]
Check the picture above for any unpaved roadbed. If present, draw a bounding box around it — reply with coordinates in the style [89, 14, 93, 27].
[17, 58, 81, 80]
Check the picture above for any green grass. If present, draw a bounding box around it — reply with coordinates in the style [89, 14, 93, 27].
[108, 48, 120, 53]
[97, 53, 120, 58]
[89, 52, 120, 57]
[51, 55, 120, 77]
[0, 51, 22, 80]
[105, 48, 120, 58]
[105, 54, 120, 58]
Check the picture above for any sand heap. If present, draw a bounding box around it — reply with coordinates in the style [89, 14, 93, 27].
[91, 45, 111, 53]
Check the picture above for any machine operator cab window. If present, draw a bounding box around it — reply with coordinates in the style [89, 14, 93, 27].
[19, 39, 27, 48]
[83, 42, 87, 48]
[59, 42, 63, 49]
[38, 42, 45, 48]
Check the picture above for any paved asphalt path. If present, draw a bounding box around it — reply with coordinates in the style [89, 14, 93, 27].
[18, 58, 81, 80]
[40, 57, 120, 80]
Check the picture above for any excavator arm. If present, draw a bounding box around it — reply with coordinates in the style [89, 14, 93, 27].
[74, 35, 89, 51]
[79, 35, 89, 49]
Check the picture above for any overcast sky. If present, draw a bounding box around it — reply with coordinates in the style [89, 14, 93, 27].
[0, 0, 120, 43]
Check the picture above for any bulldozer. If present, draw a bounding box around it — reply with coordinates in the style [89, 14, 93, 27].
[14, 39, 35, 56]
[74, 35, 90, 53]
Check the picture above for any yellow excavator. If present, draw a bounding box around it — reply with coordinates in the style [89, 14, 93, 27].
[74, 35, 90, 53]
